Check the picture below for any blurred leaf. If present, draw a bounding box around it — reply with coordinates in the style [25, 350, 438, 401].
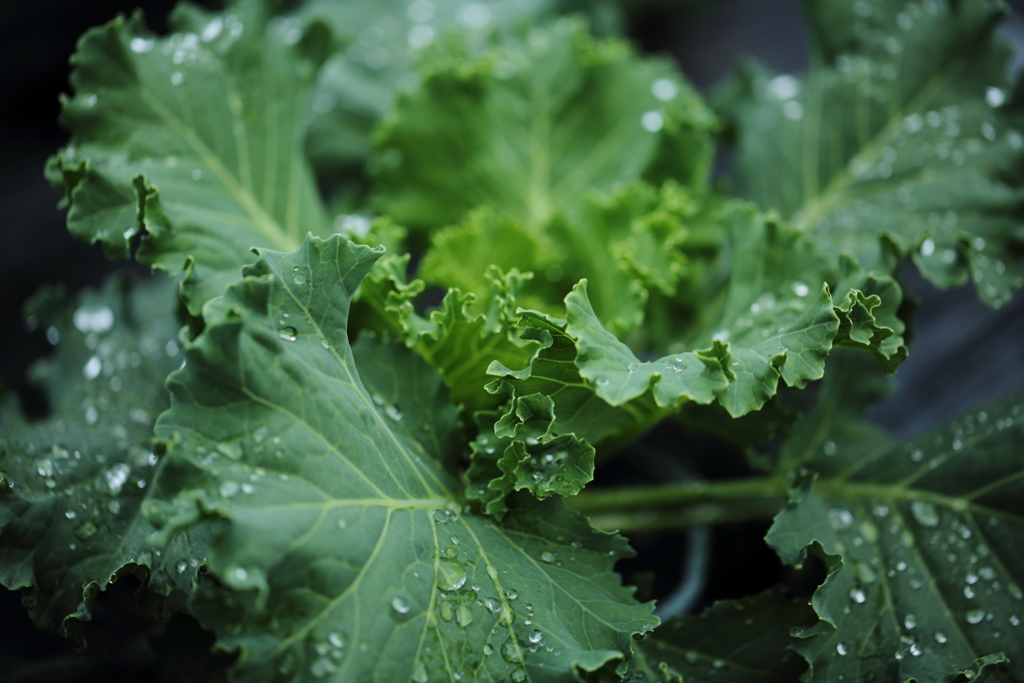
[0, 274, 208, 636]
[718, 0, 1024, 306]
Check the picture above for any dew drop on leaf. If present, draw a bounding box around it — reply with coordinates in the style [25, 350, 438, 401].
[278, 326, 297, 341]
[436, 558, 467, 591]
[934, 631, 948, 643]
[175, 560, 187, 574]
[528, 629, 543, 644]
[501, 637, 519, 662]
[540, 550, 557, 563]
[455, 603, 474, 627]
[411, 662, 428, 683]
[910, 501, 940, 527]
[505, 588, 518, 600]
[391, 596, 410, 614]
[966, 608, 986, 624]
[827, 508, 854, 530]
[836, 642, 849, 655]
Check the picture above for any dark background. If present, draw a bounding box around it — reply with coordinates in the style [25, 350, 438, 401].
[2, 0, 1023, 680]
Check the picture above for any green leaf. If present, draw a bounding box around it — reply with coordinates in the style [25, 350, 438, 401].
[465, 395, 595, 518]
[767, 392, 1024, 682]
[626, 588, 816, 682]
[417, 206, 564, 316]
[372, 17, 716, 232]
[719, 0, 1024, 306]
[486, 206, 906, 462]
[46, 1, 331, 314]
[357, 249, 546, 414]
[0, 274, 207, 636]
[145, 235, 655, 682]
[290, 0, 565, 184]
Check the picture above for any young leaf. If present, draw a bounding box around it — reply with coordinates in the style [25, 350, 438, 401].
[719, 0, 1024, 306]
[767, 393, 1024, 682]
[419, 181, 699, 338]
[46, 0, 331, 313]
[626, 588, 816, 682]
[0, 274, 207, 636]
[145, 235, 655, 682]
[372, 18, 716, 232]
[485, 205, 907, 462]
[356, 250, 546, 414]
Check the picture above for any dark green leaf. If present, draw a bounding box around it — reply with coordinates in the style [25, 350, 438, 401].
[145, 234, 655, 682]
[0, 274, 207, 636]
[626, 588, 815, 683]
[767, 392, 1024, 682]
[47, 1, 331, 313]
[719, 0, 1024, 306]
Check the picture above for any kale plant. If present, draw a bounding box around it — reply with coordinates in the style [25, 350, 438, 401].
[2, 0, 1024, 681]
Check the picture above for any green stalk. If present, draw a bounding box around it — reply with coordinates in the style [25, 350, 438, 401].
[568, 475, 789, 532]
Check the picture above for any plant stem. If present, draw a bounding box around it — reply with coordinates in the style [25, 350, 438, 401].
[568, 476, 789, 532]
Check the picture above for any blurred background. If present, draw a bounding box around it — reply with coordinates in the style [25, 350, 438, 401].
[1, 0, 1023, 680]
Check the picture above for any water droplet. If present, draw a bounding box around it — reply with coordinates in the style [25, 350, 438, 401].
[293, 273, 306, 285]
[823, 441, 837, 456]
[920, 238, 936, 257]
[904, 614, 917, 630]
[540, 550, 557, 563]
[651, 78, 679, 101]
[828, 508, 854, 530]
[234, 567, 248, 581]
[483, 643, 494, 656]
[170, 72, 184, 86]
[911, 501, 940, 527]
[320, 338, 331, 349]
[501, 637, 519, 662]
[1009, 615, 1020, 626]
[391, 596, 410, 614]
[105, 464, 130, 493]
[83, 356, 102, 380]
[455, 604, 473, 627]
[641, 110, 663, 133]
[836, 641, 849, 655]
[385, 405, 403, 421]
[792, 282, 809, 297]
[276, 326, 297, 341]
[131, 36, 155, 53]
[966, 608, 985, 624]
[528, 629, 543, 644]
[436, 558, 467, 591]
[511, 668, 527, 682]
[175, 560, 187, 573]
[505, 588, 518, 600]
[986, 87, 1007, 108]
[596, 377, 609, 387]
[850, 588, 866, 604]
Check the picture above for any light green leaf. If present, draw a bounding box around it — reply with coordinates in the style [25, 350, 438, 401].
[145, 234, 655, 682]
[290, 0, 564, 184]
[0, 274, 207, 636]
[417, 206, 564, 316]
[767, 392, 1024, 682]
[486, 206, 906, 461]
[719, 0, 1024, 306]
[46, 1, 331, 314]
[356, 249, 545, 413]
[626, 588, 816, 683]
[372, 17, 716, 232]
